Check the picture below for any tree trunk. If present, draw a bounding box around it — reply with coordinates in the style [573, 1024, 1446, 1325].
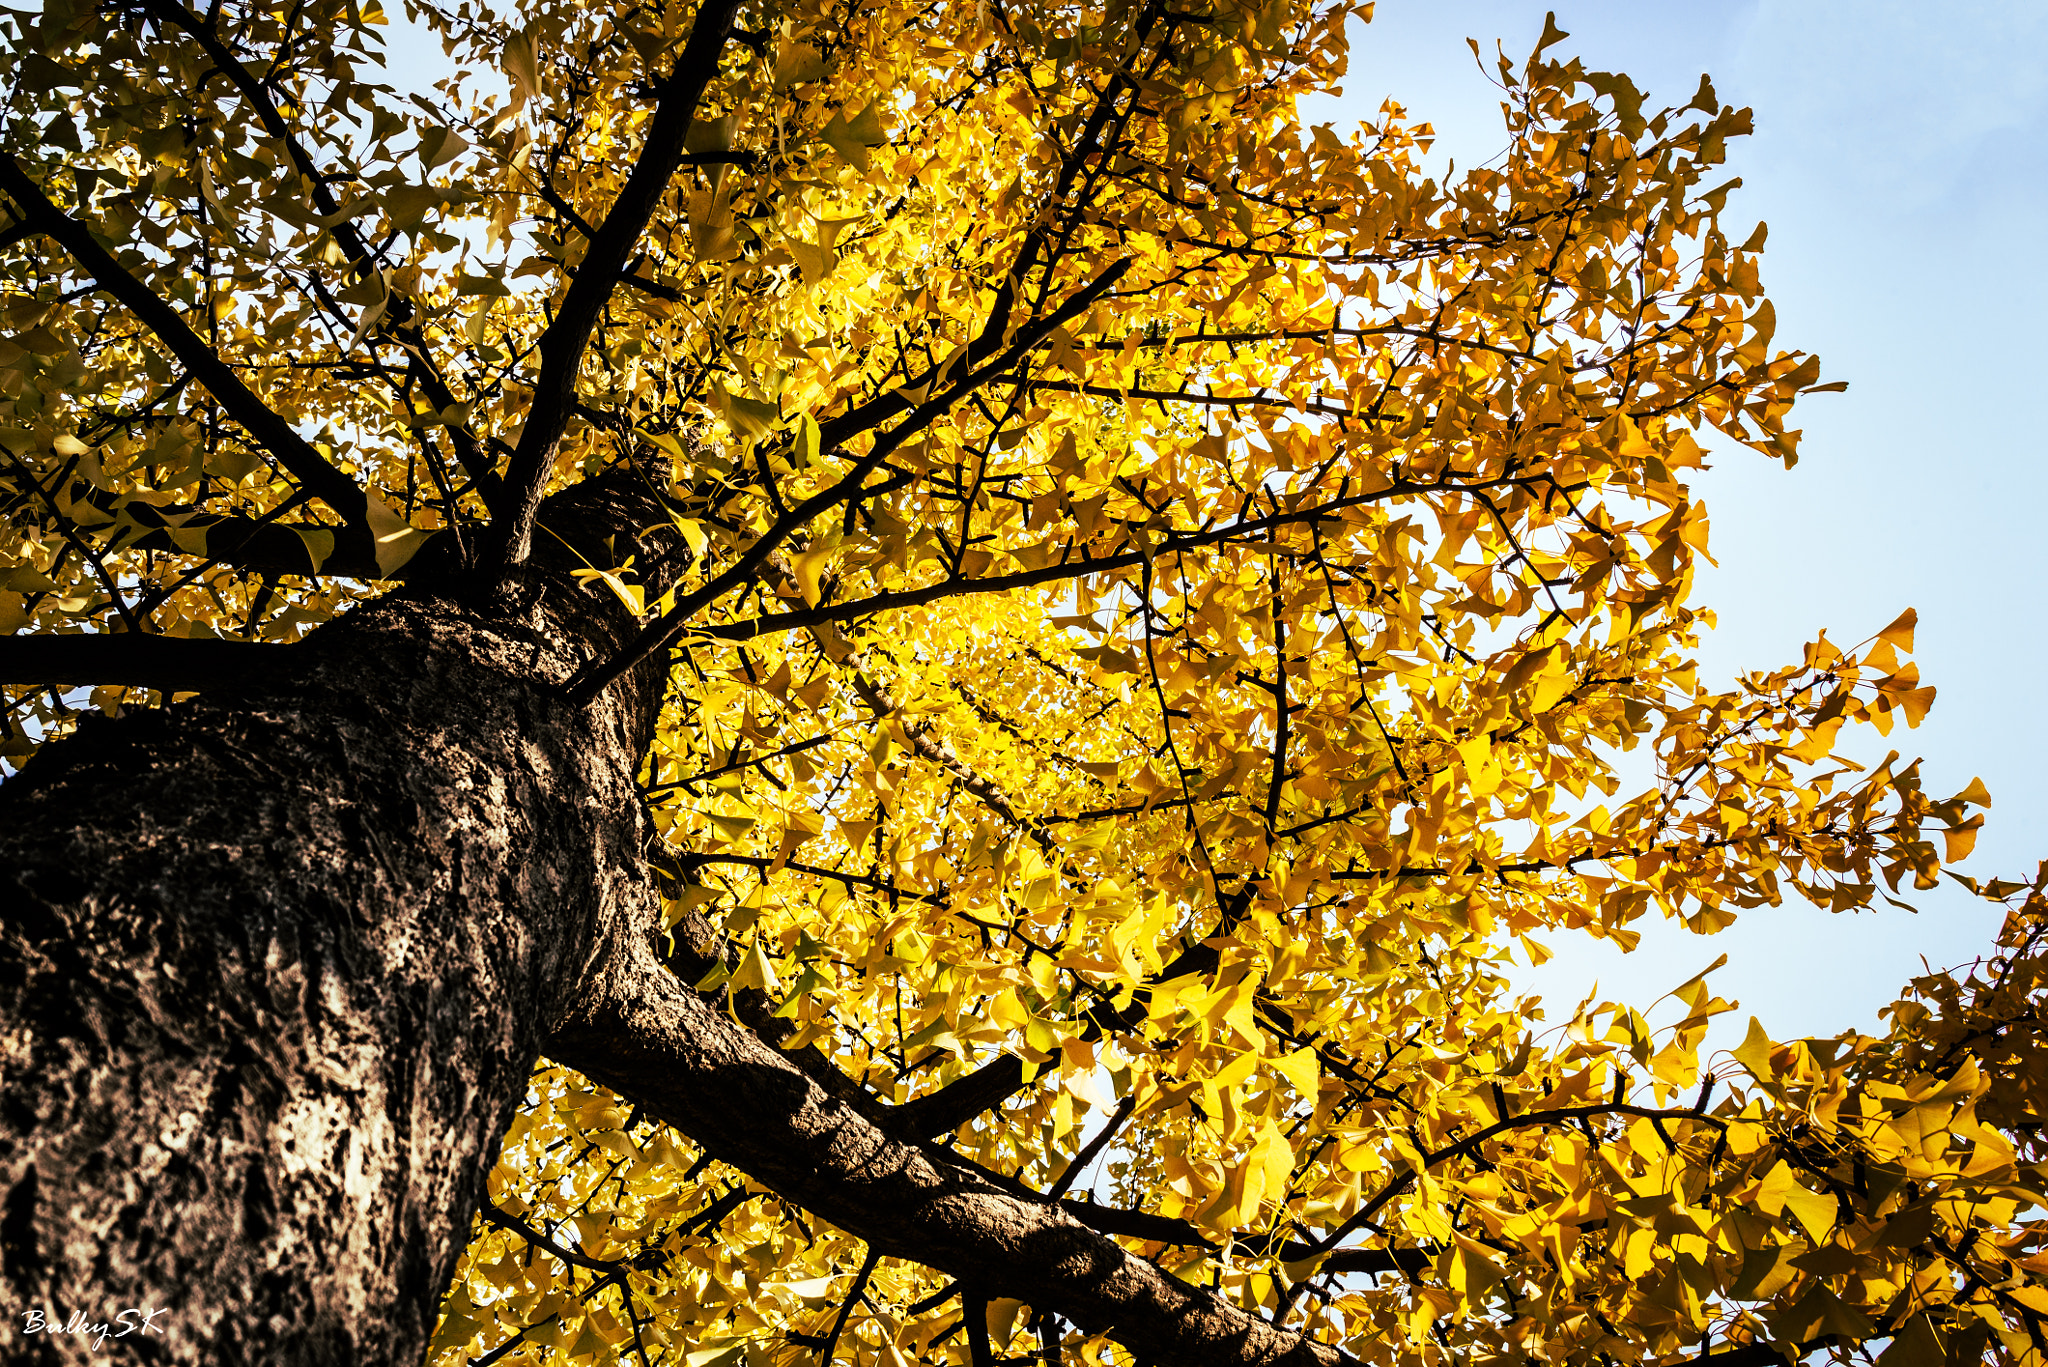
[0, 474, 1344, 1367]
[0, 478, 676, 1364]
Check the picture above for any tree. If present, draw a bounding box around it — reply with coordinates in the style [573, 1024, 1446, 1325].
[2, 0, 2045, 1363]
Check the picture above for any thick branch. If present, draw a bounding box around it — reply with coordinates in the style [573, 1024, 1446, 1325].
[0, 632, 292, 690]
[0, 155, 369, 526]
[894, 1053, 1029, 1138]
[15, 480, 420, 579]
[657, 897, 900, 1132]
[112, 510, 392, 579]
[490, 0, 743, 567]
[551, 934, 1351, 1367]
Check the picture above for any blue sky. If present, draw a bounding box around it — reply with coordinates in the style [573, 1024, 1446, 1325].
[1313, 1, 2048, 1046]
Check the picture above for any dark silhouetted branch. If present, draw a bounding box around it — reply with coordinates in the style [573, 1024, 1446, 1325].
[0, 633, 294, 691]
[563, 264, 1130, 705]
[477, 1202, 626, 1275]
[490, 0, 745, 567]
[0, 155, 369, 526]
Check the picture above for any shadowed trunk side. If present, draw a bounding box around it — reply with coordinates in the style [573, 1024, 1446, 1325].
[0, 477, 681, 1364]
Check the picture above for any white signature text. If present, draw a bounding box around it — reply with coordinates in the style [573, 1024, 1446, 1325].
[19, 1307, 169, 1351]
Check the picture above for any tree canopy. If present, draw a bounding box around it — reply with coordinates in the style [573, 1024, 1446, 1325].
[3, 0, 2046, 1364]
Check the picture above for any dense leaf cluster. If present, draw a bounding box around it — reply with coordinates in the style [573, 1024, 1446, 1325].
[2, 0, 2039, 1364]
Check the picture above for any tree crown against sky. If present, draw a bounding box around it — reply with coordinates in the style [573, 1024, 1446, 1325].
[2, 0, 2047, 1364]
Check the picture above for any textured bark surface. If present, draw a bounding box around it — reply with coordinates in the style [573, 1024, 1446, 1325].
[0, 476, 679, 1364]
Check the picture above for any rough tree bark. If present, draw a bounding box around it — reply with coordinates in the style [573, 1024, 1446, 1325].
[0, 476, 681, 1363]
[0, 474, 1342, 1367]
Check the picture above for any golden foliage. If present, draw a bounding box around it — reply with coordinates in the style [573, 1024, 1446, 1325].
[2, 0, 2040, 1363]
